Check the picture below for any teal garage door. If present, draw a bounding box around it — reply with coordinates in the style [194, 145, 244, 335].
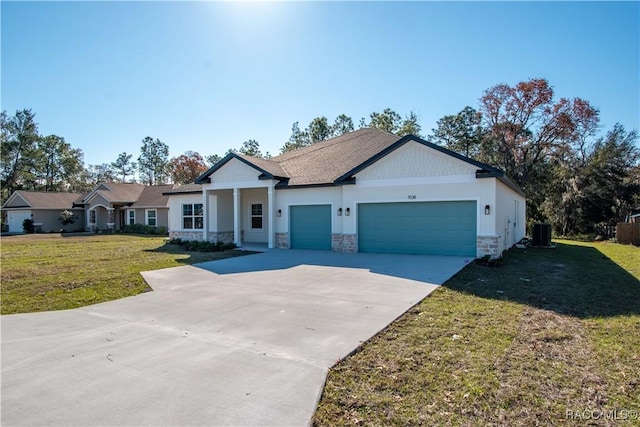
[290, 205, 332, 250]
[358, 201, 477, 256]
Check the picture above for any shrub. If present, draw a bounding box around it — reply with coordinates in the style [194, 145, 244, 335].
[58, 210, 76, 225]
[166, 239, 237, 253]
[122, 224, 164, 235]
[22, 218, 34, 233]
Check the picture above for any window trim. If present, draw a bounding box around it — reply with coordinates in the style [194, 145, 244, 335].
[145, 209, 157, 227]
[250, 202, 264, 231]
[128, 209, 136, 225]
[89, 210, 96, 224]
[181, 203, 203, 230]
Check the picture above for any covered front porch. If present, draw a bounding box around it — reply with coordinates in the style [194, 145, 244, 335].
[203, 184, 276, 249]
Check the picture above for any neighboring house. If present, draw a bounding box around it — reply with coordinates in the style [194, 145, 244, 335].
[80, 183, 172, 232]
[2, 183, 173, 233]
[2, 191, 86, 233]
[165, 128, 526, 258]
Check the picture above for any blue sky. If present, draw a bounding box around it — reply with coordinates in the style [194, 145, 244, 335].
[2, 1, 639, 166]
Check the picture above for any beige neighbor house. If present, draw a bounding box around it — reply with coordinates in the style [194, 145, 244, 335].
[165, 128, 526, 259]
[2, 191, 86, 233]
[81, 183, 172, 232]
[2, 183, 173, 233]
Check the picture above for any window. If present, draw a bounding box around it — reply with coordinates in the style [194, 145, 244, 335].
[90, 210, 96, 224]
[146, 209, 157, 227]
[182, 203, 203, 229]
[128, 210, 135, 225]
[250, 203, 263, 230]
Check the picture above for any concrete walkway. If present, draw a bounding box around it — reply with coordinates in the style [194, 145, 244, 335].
[1, 250, 469, 426]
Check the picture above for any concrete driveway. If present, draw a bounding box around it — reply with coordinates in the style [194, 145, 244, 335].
[1, 249, 469, 426]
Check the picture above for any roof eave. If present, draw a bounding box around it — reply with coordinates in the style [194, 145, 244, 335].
[163, 190, 203, 196]
[275, 182, 342, 190]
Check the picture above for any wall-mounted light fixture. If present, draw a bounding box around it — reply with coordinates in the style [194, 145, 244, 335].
[484, 205, 491, 215]
[277, 209, 282, 217]
[337, 208, 342, 216]
[345, 207, 351, 216]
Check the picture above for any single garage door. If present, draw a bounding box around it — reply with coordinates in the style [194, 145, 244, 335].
[290, 205, 331, 250]
[358, 201, 477, 256]
[7, 210, 31, 233]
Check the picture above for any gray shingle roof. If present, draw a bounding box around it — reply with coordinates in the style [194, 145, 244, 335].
[89, 183, 146, 203]
[271, 128, 402, 186]
[2, 191, 86, 210]
[197, 128, 402, 187]
[130, 185, 174, 208]
[235, 154, 288, 178]
[163, 183, 203, 195]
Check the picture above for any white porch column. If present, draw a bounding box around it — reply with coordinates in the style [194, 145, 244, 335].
[233, 188, 241, 246]
[202, 190, 208, 241]
[267, 184, 275, 249]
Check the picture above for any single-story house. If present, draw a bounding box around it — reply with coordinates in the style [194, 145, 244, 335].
[165, 128, 526, 258]
[2, 183, 173, 233]
[81, 183, 172, 232]
[2, 191, 86, 233]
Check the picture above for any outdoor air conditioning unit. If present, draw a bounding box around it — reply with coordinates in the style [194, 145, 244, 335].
[532, 223, 552, 246]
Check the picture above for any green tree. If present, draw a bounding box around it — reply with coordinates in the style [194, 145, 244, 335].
[111, 152, 137, 182]
[0, 109, 40, 202]
[205, 154, 221, 167]
[138, 136, 170, 185]
[238, 139, 262, 157]
[331, 114, 354, 136]
[430, 107, 485, 158]
[308, 117, 332, 143]
[397, 111, 423, 137]
[280, 122, 310, 153]
[368, 108, 402, 133]
[582, 124, 639, 224]
[36, 135, 84, 191]
[87, 163, 117, 184]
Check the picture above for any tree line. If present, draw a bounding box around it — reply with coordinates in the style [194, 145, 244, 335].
[2, 77, 638, 235]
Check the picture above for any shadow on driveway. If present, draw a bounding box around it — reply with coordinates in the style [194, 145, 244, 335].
[191, 248, 473, 285]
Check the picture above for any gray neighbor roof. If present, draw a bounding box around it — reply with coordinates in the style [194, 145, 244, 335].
[3, 184, 178, 211]
[3, 191, 85, 210]
[130, 185, 173, 208]
[85, 183, 146, 203]
[195, 128, 525, 196]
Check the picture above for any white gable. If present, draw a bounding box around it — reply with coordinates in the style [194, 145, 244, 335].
[3, 192, 30, 208]
[212, 158, 262, 183]
[355, 141, 478, 181]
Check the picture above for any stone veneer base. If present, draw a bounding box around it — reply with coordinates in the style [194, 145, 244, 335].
[169, 231, 203, 241]
[477, 235, 500, 259]
[331, 233, 357, 253]
[275, 232, 289, 249]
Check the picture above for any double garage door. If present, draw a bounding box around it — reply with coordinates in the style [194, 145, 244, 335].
[290, 201, 477, 256]
[358, 201, 477, 256]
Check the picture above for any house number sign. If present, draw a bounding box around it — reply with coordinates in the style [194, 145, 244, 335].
[408, 195, 417, 199]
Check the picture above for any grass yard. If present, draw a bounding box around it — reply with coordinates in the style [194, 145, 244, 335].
[314, 241, 640, 426]
[0, 233, 255, 315]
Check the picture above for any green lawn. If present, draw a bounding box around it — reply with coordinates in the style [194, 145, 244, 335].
[314, 241, 640, 426]
[0, 233, 254, 314]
